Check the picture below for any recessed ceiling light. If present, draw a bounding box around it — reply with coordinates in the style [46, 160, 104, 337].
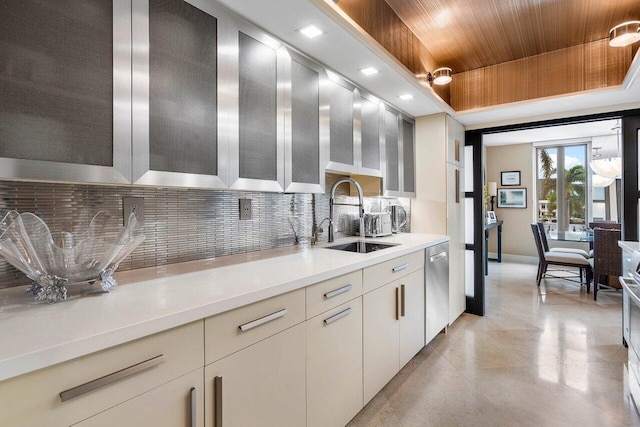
[360, 67, 378, 76]
[609, 21, 640, 47]
[399, 94, 414, 100]
[298, 25, 324, 39]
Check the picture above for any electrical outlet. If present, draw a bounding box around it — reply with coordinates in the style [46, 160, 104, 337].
[239, 198, 252, 220]
[123, 197, 145, 227]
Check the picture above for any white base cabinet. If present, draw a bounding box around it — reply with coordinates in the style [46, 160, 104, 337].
[363, 268, 425, 403]
[399, 270, 426, 367]
[363, 281, 400, 403]
[204, 323, 306, 427]
[306, 299, 363, 427]
[1, 248, 439, 427]
[75, 368, 204, 427]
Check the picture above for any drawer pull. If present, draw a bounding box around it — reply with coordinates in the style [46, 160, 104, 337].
[324, 284, 353, 299]
[401, 284, 406, 317]
[393, 263, 408, 273]
[59, 354, 166, 402]
[190, 387, 196, 427]
[324, 307, 353, 325]
[430, 251, 447, 262]
[214, 376, 223, 427]
[239, 308, 288, 332]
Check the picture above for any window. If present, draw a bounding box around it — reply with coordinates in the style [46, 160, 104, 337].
[536, 144, 587, 239]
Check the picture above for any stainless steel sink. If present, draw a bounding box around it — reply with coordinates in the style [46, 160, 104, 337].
[324, 241, 399, 253]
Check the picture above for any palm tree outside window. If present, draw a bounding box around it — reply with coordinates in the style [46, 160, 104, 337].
[536, 144, 587, 239]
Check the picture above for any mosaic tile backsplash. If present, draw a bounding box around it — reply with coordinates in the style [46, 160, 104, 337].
[0, 174, 410, 289]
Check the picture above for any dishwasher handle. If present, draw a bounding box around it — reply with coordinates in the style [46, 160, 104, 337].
[429, 251, 448, 263]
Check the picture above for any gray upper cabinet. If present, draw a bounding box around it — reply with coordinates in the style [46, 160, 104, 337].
[0, 0, 413, 193]
[229, 26, 285, 192]
[132, 0, 229, 188]
[383, 109, 415, 197]
[383, 108, 401, 196]
[358, 91, 383, 177]
[325, 81, 383, 178]
[284, 50, 328, 194]
[401, 118, 416, 197]
[326, 76, 357, 175]
[0, 0, 131, 184]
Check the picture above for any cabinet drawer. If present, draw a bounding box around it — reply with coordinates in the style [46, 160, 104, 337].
[205, 288, 305, 364]
[0, 321, 203, 427]
[363, 250, 424, 293]
[306, 270, 362, 319]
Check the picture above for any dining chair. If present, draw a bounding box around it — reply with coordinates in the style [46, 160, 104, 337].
[588, 221, 620, 230]
[536, 223, 590, 259]
[589, 227, 622, 300]
[531, 224, 592, 291]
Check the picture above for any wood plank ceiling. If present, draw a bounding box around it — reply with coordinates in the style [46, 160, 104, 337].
[334, 0, 640, 111]
[384, 0, 640, 72]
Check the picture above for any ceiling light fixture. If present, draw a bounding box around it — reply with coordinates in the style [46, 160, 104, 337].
[399, 94, 414, 100]
[360, 67, 378, 76]
[609, 21, 640, 47]
[590, 121, 622, 179]
[425, 67, 452, 86]
[298, 24, 324, 39]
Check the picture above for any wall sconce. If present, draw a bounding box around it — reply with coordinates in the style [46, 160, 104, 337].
[609, 21, 640, 47]
[488, 182, 497, 211]
[426, 67, 452, 86]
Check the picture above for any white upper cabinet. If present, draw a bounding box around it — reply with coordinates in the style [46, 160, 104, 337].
[0, 0, 131, 184]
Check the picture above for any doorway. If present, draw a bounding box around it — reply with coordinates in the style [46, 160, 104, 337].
[464, 109, 640, 317]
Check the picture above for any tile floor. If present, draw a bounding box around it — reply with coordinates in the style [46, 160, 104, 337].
[348, 261, 640, 427]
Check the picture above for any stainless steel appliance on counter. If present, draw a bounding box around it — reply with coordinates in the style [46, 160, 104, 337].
[363, 212, 392, 237]
[390, 205, 407, 233]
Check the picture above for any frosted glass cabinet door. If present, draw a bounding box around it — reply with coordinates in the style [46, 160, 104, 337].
[229, 27, 285, 192]
[0, 0, 131, 184]
[383, 108, 401, 196]
[359, 92, 383, 177]
[284, 50, 328, 193]
[132, 0, 229, 189]
[326, 77, 357, 174]
[402, 118, 416, 197]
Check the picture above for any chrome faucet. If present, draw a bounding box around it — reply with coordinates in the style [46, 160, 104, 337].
[328, 177, 365, 243]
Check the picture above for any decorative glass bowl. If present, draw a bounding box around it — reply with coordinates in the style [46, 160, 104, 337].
[0, 210, 145, 303]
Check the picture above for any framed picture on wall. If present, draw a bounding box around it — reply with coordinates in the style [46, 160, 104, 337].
[501, 171, 521, 186]
[498, 188, 527, 208]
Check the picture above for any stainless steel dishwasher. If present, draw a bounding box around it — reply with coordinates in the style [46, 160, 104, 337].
[425, 242, 449, 344]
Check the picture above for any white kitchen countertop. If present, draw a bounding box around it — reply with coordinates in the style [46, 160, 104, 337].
[0, 233, 447, 382]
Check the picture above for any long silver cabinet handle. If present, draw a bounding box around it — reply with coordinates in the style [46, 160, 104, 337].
[59, 354, 166, 402]
[393, 263, 408, 273]
[395, 287, 400, 320]
[324, 284, 353, 299]
[239, 308, 288, 332]
[430, 251, 448, 262]
[324, 307, 353, 325]
[214, 376, 223, 427]
[190, 387, 196, 427]
[401, 284, 406, 317]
